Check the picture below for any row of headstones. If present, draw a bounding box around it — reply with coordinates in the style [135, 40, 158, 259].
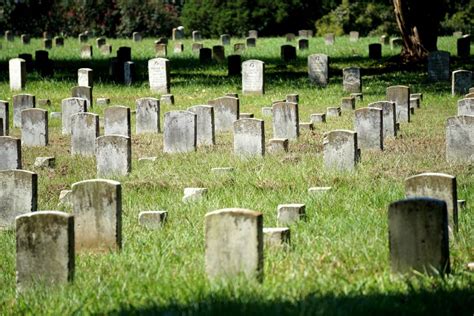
[7, 171, 465, 292]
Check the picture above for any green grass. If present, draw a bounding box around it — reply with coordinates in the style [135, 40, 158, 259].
[0, 35, 473, 315]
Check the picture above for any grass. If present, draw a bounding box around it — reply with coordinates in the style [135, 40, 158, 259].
[0, 35, 473, 315]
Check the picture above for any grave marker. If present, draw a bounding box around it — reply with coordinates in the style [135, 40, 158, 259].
[96, 135, 131, 177]
[446, 115, 474, 163]
[354, 107, 383, 150]
[308, 54, 329, 86]
[386, 85, 410, 123]
[343, 67, 361, 93]
[233, 119, 265, 158]
[71, 112, 99, 156]
[428, 51, 450, 81]
[272, 102, 299, 140]
[78, 68, 93, 87]
[368, 101, 397, 138]
[0, 137, 21, 170]
[71, 86, 93, 110]
[0, 101, 9, 135]
[13, 94, 35, 128]
[21, 108, 48, 147]
[61, 97, 87, 135]
[323, 130, 358, 171]
[148, 58, 170, 93]
[242, 60, 264, 95]
[9, 58, 26, 91]
[451, 70, 472, 95]
[208, 96, 239, 132]
[187, 105, 215, 146]
[163, 111, 197, 153]
[136, 98, 160, 134]
[457, 98, 474, 116]
[104, 106, 131, 138]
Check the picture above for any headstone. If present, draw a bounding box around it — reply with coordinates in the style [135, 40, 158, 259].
[246, 37, 256, 47]
[192, 30, 201, 42]
[380, 35, 389, 45]
[148, 58, 170, 93]
[240, 113, 254, 118]
[234, 43, 246, 53]
[96, 98, 110, 106]
[298, 30, 313, 38]
[286, 33, 295, 41]
[261, 107, 272, 116]
[160, 94, 174, 105]
[71, 112, 99, 156]
[182, 188, 208, 203]
[96, 37, 106, 48]
[18, 53, 33, 72]
[452, 31, 463, 38]
[172, 27, 184, 40]
[43, 39, 52, 50]
[298, 38, 309, 50]
[136, 98, 160, 134]
[343, 67, 362, 93]
[349, 31, 359, 42]
[117, 46, 131, 62]
[42, 32, 52, 40]
[233, 119, 265, 158]
[263, 227, 290, 248]
[192, 43, 203, 53]
[410, 97, 420, 112]
[72, 179, 122, 252]
[173, 42, 184, 53]
[248, 30, 258, 38]
[267, 138, 289, 154]
[221, 34, 231, 45]
[13, 94, 35, 128]
[457, 35, 471, 58]
[341, 97, 355, 112]
[457, 98, 474, 116]
[369, 43, 382, 59]
[205, 208, 263, 281]
[132, 32, 142, 42]
[212, 45, 225, 63]
[0, 101, 9, 135]
[386, 85, 410, 123]
[96, 135, 131, 176]
[155, 43, 167, 57]
[0, 137, 21, 170]
[124, 61, 135, 86]
[242, 60, 265, 95]
[16, 211, 74, 293]
[81, 45, 93, 59]
[277, 204, 305, 225]
[390, 37, 403, 50]
[228, 54, 241, 76]
[9, 58, 26, 92]
[326, 107, 341, 117]
[187, 105, 215, 146]
[35, 50, 53, 77]
[54, 36, 64, 47]
[0, 170, 37, 229]
[281, 45, 296, 62]
[20, 34, 30, 45]
[104, 106, 131, 137]
[4, 30, 13, 41]
[139, 211, 167, 229]
[405, 173, 458, 232]
[308, 54, 329, 86]
[33, 157, 55, 168]
[354, 107, 383, 150]
[286, 94, 298, 104]
[323, 130, 359, 171]
[21, 108, 48, 147]
[427, 51, 450, 81]
[100, 44, 112, 55]
[272, 102, 299, 140]
[78, 68, 93, 87]
[324, 33, 335, 45]
[155, 37, 168, 45]
[445, 115, 474, 163]
[388, 198, 450, 275]
[71, 86, 93, 110]
[368, 101, 397, 138]
[451, 70, 472, 95]
[78, 33, 88, 43]
[199, 48, 212, 63]
[163, 111, 197, 153]
[208, 96, 239, 132]
[310, 113, 326, 124]
[61, 97, 87, 135]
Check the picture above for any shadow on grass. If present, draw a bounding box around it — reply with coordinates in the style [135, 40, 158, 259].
[112, 288, 474, 315]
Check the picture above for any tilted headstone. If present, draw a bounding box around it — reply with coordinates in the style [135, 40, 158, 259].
[349, 31, 359, 42]
[457, 35, 471, 58]
[386, 85, 410, 123]
[451, 70, 472, 95]
[308, 54, 329, 86]
[228, 54, 241, 76]
[155, 43, 167, 57]
[446, 115, 474, 163]
[233, 119, 265, 158]
[136, 98, 160, 134]
[104, 106, 131, 138]
[205, 208, 263, 281]
[13, 94, 35, 128]
[368, 101, 397, 138]
[148, 58, 170, 93]
[0, 137, 21, 170]
[163, 111, 197, 153]
[21, 108, 48, 147]
[427, 51, 450, 81]
[208, 96, 239, 133]
[78, 33, 88, 43]
[246, 37, 256, 47]
[324, 33, 335, 45]
[354, 107, 383, 150]
[96, 135, 131, 176]
[71, 112, 99, 156]
[242, 60, 264, 95]
[199, 48, 212, 63]
[0, 169, 37, 229]
[343, 67, 361, 93]
[369, 43, 382, 59]
[221, 34, 231, 45]
[72, 179, 122, 252]
[280, 45, 296, 62]
[457, 98, 474, 116]
[9, 58, 26, 91]
[187, 105, 215, 146]
[323, 130, 359, 171]
[388, 198, 450, 275]
[16, 211, 74, 293]
[298, 38, 309, 50]
[212, 45, 225, 63]
[78, 68, 93, 87]
[61, 97, 87, 135]
[192, 30, 202, 42]
[71, 86, 93, 110]
[0, 101, 8, 136]
[81, 45, 93, 59]
[272, 102, 299, 140]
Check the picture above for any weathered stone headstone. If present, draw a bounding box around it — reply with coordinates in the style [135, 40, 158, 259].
[139, 211, 167, 229]
[386, 85, 410, 123]
[221, 34, 231, 45]
[388, 198, 450, 275]
[267, 138, 289, 154]
[163, 111, 197, 153]
[428, 51, 450, 81]
[326, 107, 341, 117]
[104, 106, 131, 137]
[310, 113, 326, 124]
[71, 86, 93, 110]
[96, 135, 131, 176]
[380, 35, 389, 45]
[341, 97, 355, 112]
[0, 137, 21, 170]
[272, 102, 299, 140]
[21, 108, 48, 147]
[132, 32, 142, 42]
[308, 54, 329, 86]
[228, 54, 241, 76]
[61, 97, 87, 135]
[72, 179, 122, 252]
[192, 30, 202, 42]
[343, 67, 361, 93]
[191, 43, 203, 53]
[233, 119, 265, 158]
[20, 34, 30, 45]
[96, 37, 106, 48]
[208, 96, 239, 132]
[457, 35, 471, 58]
[205, 208, 263, 281]
[155, 37, 168, 45]
[286, 94, 299, 104]
[242, 60, 264, 95]
[187, 105, 215, 146]
[13, 94, 35, 128]
[172, 27, 184, 40]
[148, 58, 170, 93]
[286, 33, 296, 41]
[298, 30, 313, 38]
[78, 33, 88, 43]
[369, 43, 382, 59]
[136, 98, 160, 134]
[96, 98, 110, 106]
[457, 98, 474, 116]
[349, 31, 359, 42]
[212, 45, 225, 63]
[9, 58, 26, 91]
[71, 112, 99, 156]
[199, 48, 212, 63]
[81, 45, 93, 59]
[0, 101, 9, 135]
[43, 39, 52, 50]
[298, 38, 309, 50]
[281, 45, 297, 62]
[160, 94, 174, 105]
[324, 33, 335, 45]
[277, 204, 305, 225]
[78, 68, 93, 87]
[248, 30, 258, 38]
[173, 42, 184, 53]
[451, 70, 472, 95]
[16, 211, 74, 293]
[4, 30, 13, 41]
[263, 227, 290, 248]
[234, 43, 246, 53]
[368, 101, 397, 138]
[0, 170, 37, 229]
[405, 173, 458, 232]
[446, 115, 474, 163]
[155, 43, 167, 57]
[323, 130, 359, 171]
[354, 107, 383, 150]
[54, 36, 64, 47]
[246, 37, 256, 47]
[182, 187, 208, 203]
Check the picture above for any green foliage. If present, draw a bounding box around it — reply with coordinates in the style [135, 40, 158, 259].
[441, 2, 474, 35]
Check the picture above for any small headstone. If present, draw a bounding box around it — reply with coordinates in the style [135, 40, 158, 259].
[163, 111, 197, 153]
[192, 43, 203, 53]
[187, 105, 215, 146]
[33, 156, 55, 168]
[172, 27, 184, 40]
[299, 122, 313, 131]
[221, 34, 231, 45]
[174, 42, 184, 53]
[182, 188, 207, 203]
[286, 33, 295, 41]
[43, 39, 52, 50]
[386, 85, 410, 123]
[368, 101, 397, 138]
[227, 54, 241, 76]
[72, 179, 122, 252]
[267, 138, 289, 154]
[308, 54, 329, 86]
[78, 33, 88, 43]
[242, 60, 265, 95]
[54, 36, 64, 47]
[240, 113, 254, 119]
[410, 97, 420, 112]
[212, 45, 225, 63]
[20, 34, 30, 45]
[61, 97, 87, 135]
[272, 102, 299, 140]
[246, 37, 256, 47]
[233, 119, 265, 158]
[138, 211, 167, 229]
[9, 58, 26, 91]
[326, 107, 341, 117]
[0, 136, 21, 170]
[208, 96, 239, 132]
[277, 204, 305, 225]
[324, 33, 335, 45]
[42, 32, 52, 40]
[390, 37, 403, 50]
[298, 38, 309, 50]
[71, 86, 92, 110]
[427, 51, 450, 81]
[298, 30, 313, 38]
[310, 113, 326, 124]
[457, 98, 474, 116]
[136, 98, 160, 134]
[446, 115, 474, 163]
[96, 98, 110, 106]
[155, 43, 167, 57]
[281, 45, 296, 62]
[35, 50, 53, 77]
[263, 227, 290, 248]
[451, 70, 472, 95]
[71, 112, 99, 156]
[16, 211, 74, 293]
[18, 53, 33, 72]
[452, 31, 463, 38]
[323, 130, 359, 171]
[104, 106, 131, 137]
[351, 93, 363, 101]
[96, 135, 131, 177]
[457, 35, 471, 58]
[78, 68, 93, 87]
[5, 30, 13, 41]
[349, 31, 359, 42]
[354, 107, 383, 150]
[13, 94, 35, 128]
[343, 67, 362, 93]
[388, 198, 450, 275]
[58, 190, 72, 208]
[234, 43, 246, 54]
[155, 37, 168, 45]
[117, 46, 132, 62]
[341, 96, 355, 112]
[205, 208, 263, 281]
[380, 35, 389, 45]
[199, 48, 212, 63]
[160, 94, 175, 105]
[132, 32, 142, 42]
[308, 187, 332, 195]
[261, 107, 272, 117]
[369, 43, 382, 59]
[148, 58, 170, 93]
[96, 37, 106, 48]
[192, 30, 202, 42]
[248, 30, 258, 38]
[81, 45, 93, 59]
[21, 108, 48, 147]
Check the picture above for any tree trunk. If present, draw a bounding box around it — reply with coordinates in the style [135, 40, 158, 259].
[393, 0, 444, 62]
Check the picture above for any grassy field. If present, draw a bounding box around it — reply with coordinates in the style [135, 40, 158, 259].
[0, 35, 473, 315]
